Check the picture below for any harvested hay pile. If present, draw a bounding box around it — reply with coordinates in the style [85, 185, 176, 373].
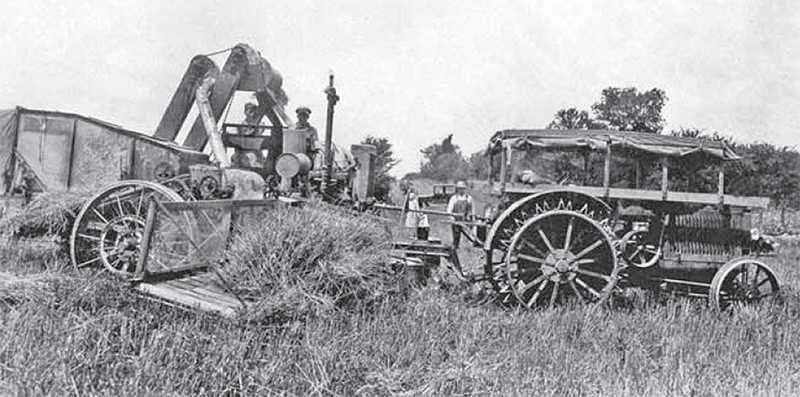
[0, 192, 90, 240]
[218, 203, 397, 323]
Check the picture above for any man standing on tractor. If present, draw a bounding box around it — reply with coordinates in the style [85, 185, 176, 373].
[295, 106, 320, 167]
[447, 180, 474, 249]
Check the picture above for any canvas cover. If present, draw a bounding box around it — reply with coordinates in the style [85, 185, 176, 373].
[489, 129, 740, 160]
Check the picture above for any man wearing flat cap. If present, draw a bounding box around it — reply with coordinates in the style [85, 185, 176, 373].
[295, 106, 320, 166]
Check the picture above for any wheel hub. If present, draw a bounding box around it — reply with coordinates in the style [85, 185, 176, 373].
[543, 249, 576, 282]
[99, 215, 145, 274]
[116, 231, 141, 255]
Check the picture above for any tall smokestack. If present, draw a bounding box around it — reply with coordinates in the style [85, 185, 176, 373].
[322, 72, 339, 191]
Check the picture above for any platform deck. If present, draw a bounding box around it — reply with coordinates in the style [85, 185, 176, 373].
[134, 271, 247, 317]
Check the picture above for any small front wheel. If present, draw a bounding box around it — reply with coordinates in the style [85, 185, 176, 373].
[709, 258, 779, 311]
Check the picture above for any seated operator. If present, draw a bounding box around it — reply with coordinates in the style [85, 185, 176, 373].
[231, 102, 266, 168]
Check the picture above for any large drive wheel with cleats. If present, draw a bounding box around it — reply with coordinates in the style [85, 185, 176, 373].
[483, 190, 612, 303]
[709, 258, 779, 311]
[504, 210, 619, 309]
[70, 181, 183, 277]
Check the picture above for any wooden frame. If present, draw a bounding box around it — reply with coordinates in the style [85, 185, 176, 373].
[491, 130, 767, 210]
[135, 198, 283, 280]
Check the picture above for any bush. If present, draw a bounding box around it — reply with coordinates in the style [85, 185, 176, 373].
[757, 208, 800, 236]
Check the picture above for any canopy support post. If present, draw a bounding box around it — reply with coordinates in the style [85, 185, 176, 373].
[718, 164, 725, 206]
[488, 150, 494, 184]
[661, 156, 669, 200]
[500, 144, 509, 192]
[635, 159, 642, 189]
[603, 143, 611, 196]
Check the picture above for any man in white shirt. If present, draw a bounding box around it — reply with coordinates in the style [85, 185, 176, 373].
[404, 185, 430, 241]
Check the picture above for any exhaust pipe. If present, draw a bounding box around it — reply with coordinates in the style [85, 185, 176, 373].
[322, 73, 339, 191]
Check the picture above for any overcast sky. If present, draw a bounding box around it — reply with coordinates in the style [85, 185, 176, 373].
[2, 0, 797, 176]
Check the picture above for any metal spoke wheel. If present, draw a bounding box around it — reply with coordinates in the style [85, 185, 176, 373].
[504, 210, 619, 309]
[620, 230, 661, 268]
[483, 190, 612, 303]
[70, 181, 183, 277]
[709, 258, 779, 311]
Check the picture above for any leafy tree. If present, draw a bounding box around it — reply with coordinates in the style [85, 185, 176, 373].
[548, 88, 667, 133]
[548, 108, 602, 130]
[466, 151, 487, 180]
[361, 136, 398, 202]
[591, 87, 668, 133]
[726, 143, 800, 210]
[671, 127, 703, 139]
[547, 109, 604, 185]
[420, 134, 456, 158]
[419, 134, 469, 181]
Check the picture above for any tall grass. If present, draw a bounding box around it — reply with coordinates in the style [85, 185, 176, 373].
[1, 205, 800, 396]
[2, 274, 799, 396]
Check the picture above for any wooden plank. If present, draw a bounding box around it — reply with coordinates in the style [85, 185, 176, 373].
[166, 275, 212, 289]
[176, 272, 239, 295]
[178, 286, 242, 307]
[500, 145, 508, 190]
[135, 282, 242, 317]
[186, 288, 242, 305]
[156, 273, 240, 303]
[502, 184, 770, 208]
[160, 198, 281, 211]
[373, 203, 452, 217]
[140, 271, 245, 302]
[138, 280, 243, 309]
[134, 200, 158, 281]
[603, 144, 611, 194]
[181, 281, 243, 304]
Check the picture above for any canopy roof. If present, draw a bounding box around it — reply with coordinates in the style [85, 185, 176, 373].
[488, 129, 740, 161]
